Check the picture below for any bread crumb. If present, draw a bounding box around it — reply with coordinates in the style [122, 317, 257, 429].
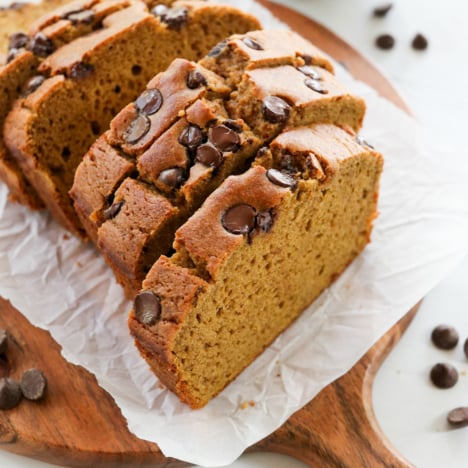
[240, 401, 248, 410]
[76, 261, 83, 268]
[249, 400, 255, 407]
[178, 109, 186, 117]
[63, 234, 70, 240]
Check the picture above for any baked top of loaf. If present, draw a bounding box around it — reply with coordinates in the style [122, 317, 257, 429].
[70, 29, 366, 297]
[2, 0, 260, 235]
[128, 124, 383, 408]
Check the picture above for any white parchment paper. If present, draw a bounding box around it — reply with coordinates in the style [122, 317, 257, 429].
[1, 0, 468, 466]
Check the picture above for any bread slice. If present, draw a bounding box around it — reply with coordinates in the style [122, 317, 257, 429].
[128, 124, 383, 408]
[70, 29, 366, 296]
[0, 0, 137, 207]
[3, 0, 261, 236]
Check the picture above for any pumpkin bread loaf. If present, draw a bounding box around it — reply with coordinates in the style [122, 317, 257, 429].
[70, 29, 366, 296]
[3, 0, 261, 236]
[128, 124, 383, 408]
[0, 0, 138, 207]
[0, 0, 197, 207]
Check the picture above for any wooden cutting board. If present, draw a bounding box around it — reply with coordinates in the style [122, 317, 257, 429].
[0, 1, 416, 466]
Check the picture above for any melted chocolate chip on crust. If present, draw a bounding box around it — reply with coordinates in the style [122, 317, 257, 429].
[124, 114, 151, 144]
[0, 330, 7, 355]
[0, 378, 22, 410]
[262, 96, 291, 124]
[29, 32, 55, 57]
[134, 291, 161, 326]
[447, 407, 468, 428]
[222, 204, 256, 235]
[209, 125, 240, 152]
[6, 48, 21, 64]
[158, 7, 188, 30]
[431, 325, 459, 350]
[430, 363, 458, 389]
[69, 62, 94, 79]
[207, 40, 227, 57]
[8, 32, 29, 50]
[20, 369, 47, 401]
[297, 65, 321, 80]
[64, 9, 95, 24]
[179, 125, 204, 149]
[186, 70, 207, 89]
[195, 143, 223, 168]
[242, 37, 263, 50]
[304, 78, 328, 94]
[135, 89, 163, 116]
[23, 75, 45, 96]
[158, 167, 185, 188]
[266, 169, 297, 190]
[103, 200, 124, 220]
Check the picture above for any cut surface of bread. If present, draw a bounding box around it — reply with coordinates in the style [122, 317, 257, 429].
[128, 124, 383, 408]
[3, 0, 261, 235]
[70, 29, 365, 296]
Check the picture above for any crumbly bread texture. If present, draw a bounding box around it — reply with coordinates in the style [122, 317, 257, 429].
[71, 29, 365, 296]
[3, 0, 260, 236]
[128, 125, 383, 408]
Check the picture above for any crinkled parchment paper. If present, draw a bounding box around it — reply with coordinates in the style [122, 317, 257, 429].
[1, 0, 468, 466]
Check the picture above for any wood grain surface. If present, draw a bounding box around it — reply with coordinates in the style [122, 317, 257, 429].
[0, 1, 416, 466]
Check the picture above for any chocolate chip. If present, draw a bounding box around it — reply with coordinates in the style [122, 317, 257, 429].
[8, 32, 29, 50]
[179, 125, 204, 149]
[430, 363, 458, 389]
[69, 61, 94, 79]
[375, 34, 395, 50]
[103, 200, 124, 220]
[23, 75, 45, 96]
[158, 167, 185, 188]
[304, 78, 328, 94]
[186, 70, 207, 89]
[0, 378, 22, 410]
[135, 88, 163, 116]
[6, 48, 21, 64]
[29, 32, 55, 57]
[280, 153, 299, 173]
[64, 9, 95, 24]
[412, 33, 428, 51]
[159, 7, 188, 30]
[447, 407, 468, 428]
[0, 330, 7, 355]
[124, 114, 151, 144]
[262, 96, 291, 124]
[355, 135, 375, 149]
[373, 3, 393, 17]
[242, 37, 263, 50]
[464, 338, 468, 359]
[195, 143, 223, 168]
[266, 169, 297, 190]
[222, 204, 256, 235]
[207, 40, 227, 57]
[297, 65, 321, 80]
[223, 119, 242, 133]
[20, 369, 47, 401]
[255, 210, 274, 233]
[209, 125, 240, 152]
[431, 325, 459, 350]
[134, 290, 161, 326]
